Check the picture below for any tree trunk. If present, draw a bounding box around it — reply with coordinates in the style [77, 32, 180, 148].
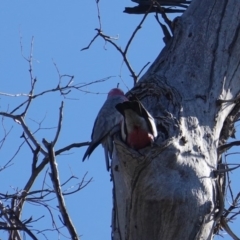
[111, 0, 240, 239]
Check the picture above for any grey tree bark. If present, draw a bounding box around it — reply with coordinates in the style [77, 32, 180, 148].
[111, 0, 240, 239]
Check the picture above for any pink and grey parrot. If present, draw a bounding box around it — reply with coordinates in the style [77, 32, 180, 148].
[115, 99, 158, 150]
[82, 88, 128, 170]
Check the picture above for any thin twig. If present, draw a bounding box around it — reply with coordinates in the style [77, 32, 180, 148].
[137, 62, 150, 78]
[97, 29, 137, 83]
[124, 9, 150, 55]
[81, 33, 99, 51]
[22, 78, 37, 117]
[55, 142, 89, 155]
[155, 13, 172, 44]
[9, 75, 112, 114]
[95, 0, 102, 30]
[155, 2, 173, 33]
[82, 3, 151, 85]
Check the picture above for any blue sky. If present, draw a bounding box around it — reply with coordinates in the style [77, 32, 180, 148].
[0, 1, 239, 240]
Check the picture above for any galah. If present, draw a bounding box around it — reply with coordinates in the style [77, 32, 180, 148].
[115, 99, 158, 150]
[82, 88, 128, 170]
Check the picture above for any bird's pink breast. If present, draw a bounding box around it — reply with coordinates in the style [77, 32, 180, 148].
[127, 127, 154, 150]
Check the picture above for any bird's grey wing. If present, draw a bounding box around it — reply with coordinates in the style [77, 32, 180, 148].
[91, 97, 124, 143]
[83, 96, 125, 162]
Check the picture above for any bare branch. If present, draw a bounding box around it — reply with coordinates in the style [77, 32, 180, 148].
[43, 139, 79, 240]
[137, 61, 150, 78]
[95, 0, 102, 29]
[124, 9, 150, 55]
[96, 28, 138, 83]
[154, 2, 173, 33]
[155, 13, 172, 44]
[81, 2, 151, 85]
[13, 215, 38, 240]
[217, 94, 240, 104]
[8, 75, 112, 115]
[0, 92, 30, 97]
[0, 141, 25, 172]
[218, 141, 240, 153]
[17, 116, 47, 156]
[53, 101, 64, 146]
[63, 172, 93, 195]
[81, 33, 99, 51]
[215, 164, 240, 174]
[22, 77, 37, 117]
[32, 145, 41, 171]
[220, 218, 240, 240]
[55, 142, 89, 155]
[223, 185, 240, 219]
[0, 116, 13, 150]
